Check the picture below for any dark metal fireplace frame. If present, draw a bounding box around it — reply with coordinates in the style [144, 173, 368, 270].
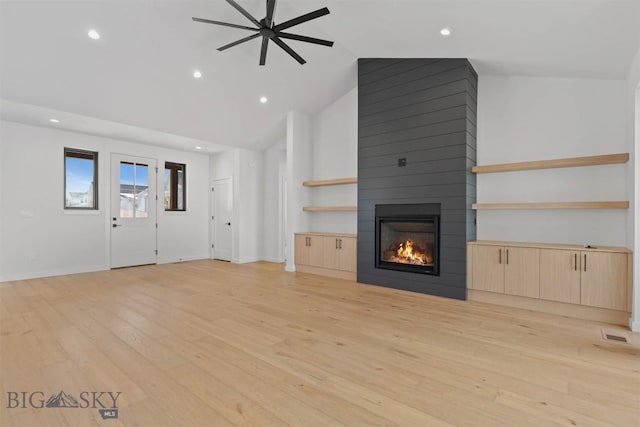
[375, 214, 440, 276]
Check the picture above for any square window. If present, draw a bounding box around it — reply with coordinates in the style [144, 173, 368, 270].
[164, 162, 186, 211]
[64, 148, 98, 210]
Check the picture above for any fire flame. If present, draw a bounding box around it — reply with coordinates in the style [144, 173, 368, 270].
[394, 240, 432, 265]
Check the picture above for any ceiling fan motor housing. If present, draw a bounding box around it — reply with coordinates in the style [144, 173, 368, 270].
[193, 0, 334, 65]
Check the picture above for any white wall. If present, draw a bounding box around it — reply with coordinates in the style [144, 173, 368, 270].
[310, 87, 358, 234]
[285, 111, 313, 271]
[626, 49, 640, 331]
[211, 149, 239, 262]
[262, 139, 286, 262]
[238, 149, 264, 263]
[0, 120, 211, 281]
[210, 148, 264, 264]
[476, 76, 628, 246]
[0, 121, 4, 277]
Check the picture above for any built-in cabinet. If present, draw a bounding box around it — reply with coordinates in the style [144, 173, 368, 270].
[578, 251, 628, 310]
[295, 233, 357, 280]
[294, 234, 323, 267]
[539, 249, 581, 304]
[322, 236, 357, 272]
[469, 241, 631, 312]
[295, 177, 358, 280]
[471, 245, 540, 298]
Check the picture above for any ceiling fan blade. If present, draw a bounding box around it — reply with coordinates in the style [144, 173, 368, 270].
[276, 32, 334, 47]
[272, 37, 306, 64]
[273, 7, 330, 32]
[259, 37, 269, 65]
[217, 33, 261, 51]
[192, 17, 259, 32]
[225, 0, 261, 27]
[265, 0, 277, 28]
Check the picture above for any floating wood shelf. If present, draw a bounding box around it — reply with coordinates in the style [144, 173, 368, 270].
[303, 177, 358, 187]
[472, 201, 629, 210]
[472, 153, 629, 174]
[302, 206, 358, 212]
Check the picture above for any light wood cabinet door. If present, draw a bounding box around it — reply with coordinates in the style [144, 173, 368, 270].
[581, 251, 627, 310]
[306, 235, 325, 267]
[336, 237, 357, 272]
[504, 247, 540, 298]
[295, 234, 311, 266]
[322, 236, 340, 269]
[540, 249, 581, 304]
[322, 237, 357, 272]
[471, 245, 505, 293]
[295, 234, 324, 267]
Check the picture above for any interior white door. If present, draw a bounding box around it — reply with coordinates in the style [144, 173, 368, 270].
[111, 154, 157, 268]
[211, 178, 233, 261]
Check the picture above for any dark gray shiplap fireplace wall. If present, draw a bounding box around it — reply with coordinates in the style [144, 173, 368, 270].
[357, 58, 478, 300]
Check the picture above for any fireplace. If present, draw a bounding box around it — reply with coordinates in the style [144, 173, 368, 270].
[375, 204, 440, 276]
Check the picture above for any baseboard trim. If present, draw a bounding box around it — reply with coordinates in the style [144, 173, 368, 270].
[469, 289, 631, 326]
[296, 264, 356, 281]
[234, 257, 263, 264]
[0, 265, 107, 283]
[630, 319, 640, 332]
[158, 255, 209, 264]
[262, 256, 285, 263]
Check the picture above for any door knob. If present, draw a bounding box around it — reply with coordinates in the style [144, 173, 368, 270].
[112, 224, 121, 228]
[226, 222, 231, 226]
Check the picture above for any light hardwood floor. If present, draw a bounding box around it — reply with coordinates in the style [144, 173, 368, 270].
[1, 260, 639, 426]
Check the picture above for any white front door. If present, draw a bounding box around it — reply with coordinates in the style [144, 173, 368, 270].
[211, 178, 233, 261]
[111, 154, 157, 268]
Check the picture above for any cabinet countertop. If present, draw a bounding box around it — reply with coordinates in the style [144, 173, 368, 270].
[295, 232, 357, 238]
[468, 240, 631, 254]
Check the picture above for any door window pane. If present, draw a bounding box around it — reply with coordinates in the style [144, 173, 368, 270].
[119, 162, 134, 218]
[119, 162, 149, 218]
[135, 164, 149, 218]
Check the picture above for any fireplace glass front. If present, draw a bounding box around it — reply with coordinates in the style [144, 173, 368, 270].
[376, 215, 439, 275]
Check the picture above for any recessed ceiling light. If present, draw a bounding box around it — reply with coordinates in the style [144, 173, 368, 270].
[259, 96, 268, 104]
[195, 146, 202, 150]
[193, 70, 203, 79]
[88, 29, 101, 40]
[440, 28, 451, 36]
[49, 118, 60, 123]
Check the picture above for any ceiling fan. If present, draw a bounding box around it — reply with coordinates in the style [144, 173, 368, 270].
[192, 0, 334, 65]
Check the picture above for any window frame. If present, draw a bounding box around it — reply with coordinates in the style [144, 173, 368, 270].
[64, 147, 99, 210]
[164, 161, 186, 212]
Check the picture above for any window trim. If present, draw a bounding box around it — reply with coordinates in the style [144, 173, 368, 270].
[164, 161, 186, 212]
[64, 147, 98, 210]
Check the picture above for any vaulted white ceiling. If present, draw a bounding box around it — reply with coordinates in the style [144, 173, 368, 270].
[1, 0, 639, 152]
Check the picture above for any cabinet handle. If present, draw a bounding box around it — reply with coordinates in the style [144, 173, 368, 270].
[307, 237, 310, 247]
[339, 239, 342, 249]
[584, 254, 587, 272]
[498, 249, 502, 264]
[335, 238, 339, 249]
[574, 253, 577, 271]
[506, 249, 509, 265]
